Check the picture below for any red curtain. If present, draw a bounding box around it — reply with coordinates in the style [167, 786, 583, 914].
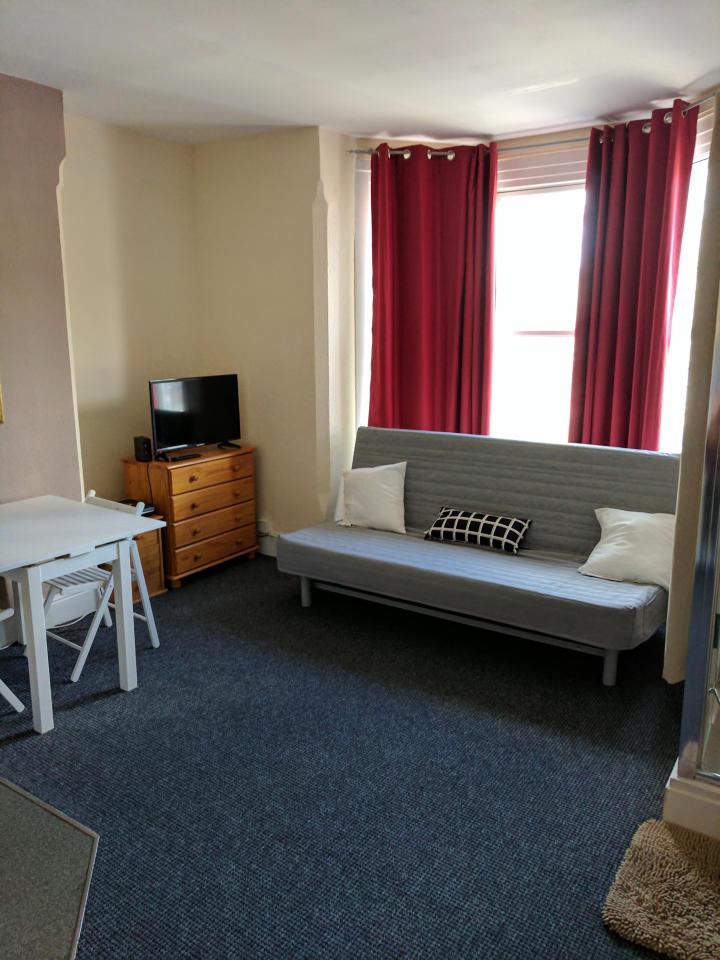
[368, 143, 497, 434]
[569, 99, 698, 450]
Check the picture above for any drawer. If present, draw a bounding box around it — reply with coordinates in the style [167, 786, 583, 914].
[169, 454, 253, 495]
[136, 532, 161, 568]
[171, 501, 255, 549]
[135, 528, 160, 557]
[170, 477, 254, 522]
[132, 558, 165, 602]
[173, 524, 257, 575]
[109, 533, 164, 603]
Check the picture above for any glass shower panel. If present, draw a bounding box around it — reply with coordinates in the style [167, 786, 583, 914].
[699, 610, 720, 778]
[680, 382, 720, 785]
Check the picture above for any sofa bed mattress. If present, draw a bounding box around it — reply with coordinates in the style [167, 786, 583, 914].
[277, 523, 667, 651]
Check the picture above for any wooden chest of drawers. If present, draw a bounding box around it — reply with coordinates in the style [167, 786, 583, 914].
[107, 514, 166, 604]
[133, 517, 166, 600]
[123, 445, 258, 588]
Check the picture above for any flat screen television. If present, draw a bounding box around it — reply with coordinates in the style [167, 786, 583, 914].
[149, 374, 240, 454]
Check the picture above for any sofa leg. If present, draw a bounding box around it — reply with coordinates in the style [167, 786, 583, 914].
[300, 577, 312, 608]
[602, 649, 618, 687]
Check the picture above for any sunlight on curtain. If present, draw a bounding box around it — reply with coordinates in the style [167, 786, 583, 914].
[354, 156, 372, 428]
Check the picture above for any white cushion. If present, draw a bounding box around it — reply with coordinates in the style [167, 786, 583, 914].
[334, 462, 407, 534]
[578, 507, 675, 591]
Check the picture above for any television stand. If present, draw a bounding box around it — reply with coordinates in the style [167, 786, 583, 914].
[123, 443, 258, 588]
[218, 440, 242, 450]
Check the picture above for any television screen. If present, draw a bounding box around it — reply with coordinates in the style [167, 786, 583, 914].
[149, 375, 240, 453]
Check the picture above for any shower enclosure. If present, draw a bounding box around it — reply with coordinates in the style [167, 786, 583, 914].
[679, 383, 720, 783]
[667, 348, 720, 838]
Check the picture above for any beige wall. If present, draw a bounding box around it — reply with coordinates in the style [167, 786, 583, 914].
[317, 129, 356, 510]
[194, 127, 325, 534]
[60, 115, 200, 499]
[0, 74, 82, 503]
[61, 119, 356, 534]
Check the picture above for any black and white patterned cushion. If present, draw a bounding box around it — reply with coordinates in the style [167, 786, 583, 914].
[424, 507, 531, 555]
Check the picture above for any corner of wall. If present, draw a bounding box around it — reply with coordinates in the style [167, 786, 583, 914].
[62, 120, 357, 535]
[57, 156, 86, 500]
[317, 129, 358, 512]
[0, 74, 83, 502]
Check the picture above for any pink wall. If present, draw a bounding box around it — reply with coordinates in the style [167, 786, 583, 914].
[0, 74, 81, 501]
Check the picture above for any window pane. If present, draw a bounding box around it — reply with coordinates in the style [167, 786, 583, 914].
[491, 188, 585, 442]
[491, 334, 575, 444]
[659, 159, 709, 453]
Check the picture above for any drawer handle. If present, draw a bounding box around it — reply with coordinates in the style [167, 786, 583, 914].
[191, 528, 201, 537]
[193, 553, 202, 563]
[189, 474, 200, 483]
[190, 502, 199, 511]
[232, 465, 240, 473]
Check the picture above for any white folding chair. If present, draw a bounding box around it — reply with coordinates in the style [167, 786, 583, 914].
[0, 609, 24, 713]
[44, 491, 160, 682]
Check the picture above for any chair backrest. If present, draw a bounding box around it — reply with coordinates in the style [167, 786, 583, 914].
[352, 427, 679, 560]
[85, 490, 144, 517]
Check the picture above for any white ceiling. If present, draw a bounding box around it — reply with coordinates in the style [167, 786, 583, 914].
[1, 0, 718, 143]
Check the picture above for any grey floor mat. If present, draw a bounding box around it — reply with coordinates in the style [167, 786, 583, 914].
[0, 777, 97, 960]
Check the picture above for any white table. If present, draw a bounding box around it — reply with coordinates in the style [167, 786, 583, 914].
[0, 496, 165, 734]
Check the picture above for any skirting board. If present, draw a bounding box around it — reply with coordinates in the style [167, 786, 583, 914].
[258, 535, 277, 558]
[663, 759, 720, 840]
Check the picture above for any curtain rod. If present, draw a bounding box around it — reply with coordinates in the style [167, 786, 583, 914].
[348, 90, 717, 157]
[348, 136, 588, 157]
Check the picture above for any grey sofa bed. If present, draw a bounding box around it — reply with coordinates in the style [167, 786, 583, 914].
[277, 427, 679, 685]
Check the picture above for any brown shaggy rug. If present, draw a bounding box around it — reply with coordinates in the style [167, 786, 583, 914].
[604, 819, 720, 960]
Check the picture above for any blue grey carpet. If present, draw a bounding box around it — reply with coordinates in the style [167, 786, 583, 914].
[0, 557, 679, 959]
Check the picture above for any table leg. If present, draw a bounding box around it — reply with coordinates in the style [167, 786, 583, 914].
[10, 581, 26, 652]
[112, 539, 137, 691]
[17, 567, 54, 734]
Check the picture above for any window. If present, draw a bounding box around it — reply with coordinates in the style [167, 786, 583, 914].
[490, 187, 586, 444]
[659, 158, 709, 453]
[354, 138, 709, 450]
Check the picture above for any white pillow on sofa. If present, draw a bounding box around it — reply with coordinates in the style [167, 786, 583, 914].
[578, 507, 675, 591]
[334, 462, 407, 534]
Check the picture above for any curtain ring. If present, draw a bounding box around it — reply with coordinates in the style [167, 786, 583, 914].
[642, 122, 652, 134]
[663, 111, 673, 124]
[447, 150, 456, 161]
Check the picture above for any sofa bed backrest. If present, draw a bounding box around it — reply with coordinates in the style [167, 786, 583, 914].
[352, 427, 679, 560]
